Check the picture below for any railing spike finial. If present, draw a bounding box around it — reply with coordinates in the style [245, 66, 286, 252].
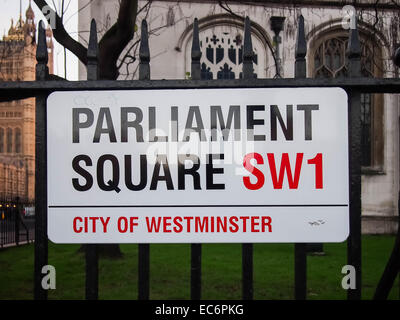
[243, 16, 254, 79]
[87, 19, 98, 61]
[347, 20, 361, 77]
[347, 26, 361, 59]
[139, 19, 150, 80]
[36, 20, 49, 81]
[87, 19, 98, 81]
[36, 20, 48, 65]
[191, 18, 201, 80]
[295, 15, 307, 78]
[295, 15, 306, 59]
[393, 47, 400, 68]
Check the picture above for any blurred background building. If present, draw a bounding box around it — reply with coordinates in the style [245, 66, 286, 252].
[0, 2, 53, 203]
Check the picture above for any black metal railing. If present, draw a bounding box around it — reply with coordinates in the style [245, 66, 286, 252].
[0, 200, 32, 248]
[0, 14, 399, 300]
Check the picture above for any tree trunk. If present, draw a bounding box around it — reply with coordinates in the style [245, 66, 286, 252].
[78, 244, 123, 259]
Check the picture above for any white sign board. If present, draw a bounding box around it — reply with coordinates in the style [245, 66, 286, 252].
[47, 88, 349, 243]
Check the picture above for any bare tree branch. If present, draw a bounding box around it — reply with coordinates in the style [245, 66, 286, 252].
[98, 0, 140, 79]
[117, 39, 140, 70]
[33, 0, 88, 65]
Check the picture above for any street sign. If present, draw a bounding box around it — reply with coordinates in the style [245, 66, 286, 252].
[47, 88, 349, 243]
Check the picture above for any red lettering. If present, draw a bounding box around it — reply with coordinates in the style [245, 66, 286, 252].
[243, 153, 265, 190]
[90, 217, 99, 233]
[229, 216, 239, 232]
[173, 216, 183, 233]
[118, 217, 128, 233]
[84, 216, 88, 232]
[163, 217, 172, 233]
[146, 217, 162, 233]
[251, 216, 260, 232]
[183, 216, 193, 232]
[129, 217, 138, 232]
[267, 153, 303, 189]
[240, 216, 250, 232]
[262, 216, 272, 232]
[100, 217, 110, 233]
[195, 217, 208, 232]
[216, 217, 227, 232]
[308, 153, 323, 189]
[73, 217, 82, 233]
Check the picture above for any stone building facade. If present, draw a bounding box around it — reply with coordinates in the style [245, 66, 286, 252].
[78, 0, 400, 234]
[0, 3, 53, 203]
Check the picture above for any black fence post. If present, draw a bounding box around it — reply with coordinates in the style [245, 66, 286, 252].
[138, 19, 150, 301]
[85, 19, 99, 301]
[190, 17, 202, 301]
[294, 15, 307, 301]
[346, 22, 362, 300]
[0, 204, 3, 248]
[9, 205, 13, 245]
[34, 21, 49, 300]
[14, 199, 20, 246]
[242, 16, 254, 301]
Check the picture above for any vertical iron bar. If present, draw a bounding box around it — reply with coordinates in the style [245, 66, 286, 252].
[4, 205, 6, 246]
[347, 22, 362, 300]
[85, 19, 99, 301]
[242, 16, 253, 300]
[138, 19, 150, 300]
[1, 205, 3, 248]
[191, 244, 201, 300]
[85, 243, 98, 299]
[138, 244, 150, 300]
[9, 206, 12, 244]
[7, 206, 9, 244]
[190, 17, 202, 300]
[294, 15, 307, 301]
[15, 201, 20, 246]
[8, 206, 11, 244]
[34, 21, 49, 300]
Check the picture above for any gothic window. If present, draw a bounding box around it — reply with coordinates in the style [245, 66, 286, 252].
[311, 33, 383, 168]
[0, 128, 4, 153]
[6, 128, 12, 153]
[185, 23, 268, 80]
[200, 29, 262, 79]
[15, 128, 21, 154]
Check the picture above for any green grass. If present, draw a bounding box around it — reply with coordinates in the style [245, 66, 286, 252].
[0, 236, 399, 300]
